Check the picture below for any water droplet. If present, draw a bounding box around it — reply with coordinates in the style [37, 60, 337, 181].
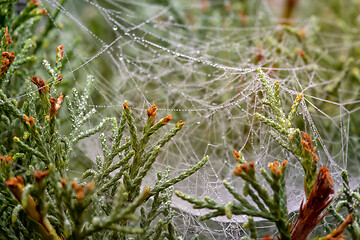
[113, 25, 118, 31]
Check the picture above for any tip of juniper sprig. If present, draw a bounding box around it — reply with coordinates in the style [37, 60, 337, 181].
[71, 180, 83, 200]
[40, 9, 48, 15]
[34, 170, 50, 182]
[301, 132, 318, 163]
[176, 120, 185, 128]
[2, 51, 15, 62]
[298, 28, 306, 38]
[71, 180, 95, 201]
[161, 114, 172, 124]
[233, 149, 240, 161]
[23, 114, 35, 125]
[5, 176, 24, 201]
[147, 101, 157, 125]
[57, 45, 64, 61]
[31, 76, 48, 94]
[297, 49, 308, 61]
[60, 178, 67, 187]
[234, 162, 255, 176]
[282, 160, 288, 167]
[144, 186, 151, 195]
[268, 161, 280, 173]
[123, 101, 129, 109]
[6, 176, 24, 186]
[49, 93, 64, 119]
[1, 51, 15, 74]
[30, 0, 40, 7]
[268, 161, 286, 177]
[57, 74, 63, 82]
[255, 44, 264, 63]
[292, 93, 303, 109]
[5, 27, 12, 44]
[0, 155, 12, 165]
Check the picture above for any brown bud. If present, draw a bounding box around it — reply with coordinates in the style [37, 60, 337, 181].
[57, 45, 64, 61]
[1, 51, 15, 74]
[34, 170, 50, 182]
[237, 11, 247, 25]
[6, 175, 43, 225]
[30, 0, 40, 7]
[57, 74, 63, 82]
[60, 178, 67, 186]
[23, 114, 35, 125]
[255, 45, 264, 63]
[49, 93, 64, 118]
[5, 27, 12, 44]
[298, 28, 306, 38]
[301, 132, 318, 164]
[201, 0, 209, 12]
[40, 9, 48, 15]
[0, 155, 12, 165]
[147, 102, 157, 125]
[233, 149, 240, 161]
[5, 176, 25, 202]
[268, 161, 283, 176]
[162, 114, 172, 124]
[31, 76, 48, 94]
[297, 49, 306, 60]
[234, 162, 255, 176]
[71, 180, 94, 201]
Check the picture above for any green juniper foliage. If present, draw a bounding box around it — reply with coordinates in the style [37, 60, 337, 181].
[0, 1, 207, 239]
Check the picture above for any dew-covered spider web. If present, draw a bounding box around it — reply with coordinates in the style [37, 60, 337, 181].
[25, 0, 360, 238]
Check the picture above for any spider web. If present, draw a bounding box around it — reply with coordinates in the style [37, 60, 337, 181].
[15, 0, 360, 238]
